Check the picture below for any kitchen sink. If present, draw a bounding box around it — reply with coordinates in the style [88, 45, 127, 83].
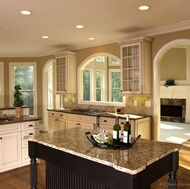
[70, 109, 106, 115]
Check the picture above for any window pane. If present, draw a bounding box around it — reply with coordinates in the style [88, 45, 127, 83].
[83, 70, 90, 101]
[96, 71, 103, 101]
[14, 66, 34, 90]
[111, 72, 122, 102]
[13, 66, 34, 115]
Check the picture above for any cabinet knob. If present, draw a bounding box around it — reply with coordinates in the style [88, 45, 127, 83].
[0, 137, 2, 140]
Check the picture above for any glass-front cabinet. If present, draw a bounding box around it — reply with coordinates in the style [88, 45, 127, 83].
[55, 51, 76, 94]
[120, 38, 151, 95]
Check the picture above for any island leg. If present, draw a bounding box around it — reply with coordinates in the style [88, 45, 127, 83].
[30, 157, 38, 189]
[168, 151, 179, 189]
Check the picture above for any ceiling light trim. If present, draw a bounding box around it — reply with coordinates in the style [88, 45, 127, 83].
[21, 10, 32, 15]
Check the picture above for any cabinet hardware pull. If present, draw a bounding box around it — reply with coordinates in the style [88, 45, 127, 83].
[28, 124, 34, 127]
[28, 133, 34, 135]
[120, 122, 124, 124]
[103, 120, 107, 122]
[55, 119, 58, 121]
[60, 114, 63, 116]
[0, 137, 2, 140]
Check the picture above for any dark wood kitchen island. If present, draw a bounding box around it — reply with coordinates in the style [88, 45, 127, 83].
[28, 128, 180, 189]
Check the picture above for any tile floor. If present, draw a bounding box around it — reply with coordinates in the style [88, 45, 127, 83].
[160, 121, 190, 144]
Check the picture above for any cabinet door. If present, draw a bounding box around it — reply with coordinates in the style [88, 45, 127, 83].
[134, 117, 151, 139]
[79, 122, 94, 130]
[121, 38, 151, 95]
[48, 117, 65, 132]
[55, 52, 76, 94]
[0, 132, 21, 170]
[65, 120, 78, 129]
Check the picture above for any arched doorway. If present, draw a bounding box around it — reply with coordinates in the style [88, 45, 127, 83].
[42, 59, 55, 131]
[153, 39, 190, 140]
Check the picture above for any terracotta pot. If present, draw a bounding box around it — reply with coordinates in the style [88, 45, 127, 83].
[15, 107, 22, 117]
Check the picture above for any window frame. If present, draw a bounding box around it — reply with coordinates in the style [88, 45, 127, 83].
[109, 69, 122, 102]
[9, 62, 37, 116]
[78, 53, 125, 107]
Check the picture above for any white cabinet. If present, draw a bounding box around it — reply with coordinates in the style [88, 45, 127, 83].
[78, 115, 97, 130]
[0, 120, 39, 172]
[0, 123, 21, 173]
[55, 51, 76, 94]
[65, 113, 78, 129]
[48, 111, 65, 132]
[21, 121, 39, 164]
[120, 38, 151, 95]
[0, 132, 21, 172]
[130, 117, 151, 139]
[65, 113, 97, 130]
[99, 116, 151, 139]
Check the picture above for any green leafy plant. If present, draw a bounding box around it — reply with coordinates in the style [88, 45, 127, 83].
[164, 79, 175, 87]
[13, 85, 24, 107]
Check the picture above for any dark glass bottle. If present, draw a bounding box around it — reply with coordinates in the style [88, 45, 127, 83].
[113, 116, 121, 146]
[123, 115, 131, 144]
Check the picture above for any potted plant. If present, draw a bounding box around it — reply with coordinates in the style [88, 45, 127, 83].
[13, 85, 24, 117]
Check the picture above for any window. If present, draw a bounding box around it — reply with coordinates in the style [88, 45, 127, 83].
[109, 69, 122, 102]
[9, 62, 37, 116]
[0, 62, 4, 107]
[78, 53, 125, 107]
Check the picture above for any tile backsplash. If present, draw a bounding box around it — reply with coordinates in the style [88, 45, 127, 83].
[62, 95, 152, 116]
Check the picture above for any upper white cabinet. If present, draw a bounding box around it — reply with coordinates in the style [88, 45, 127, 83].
[55, 51, 76, 94]
[120, 38, 151, 95]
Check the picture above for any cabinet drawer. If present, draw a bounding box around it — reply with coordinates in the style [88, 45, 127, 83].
[22, 129, 39, 140]
[78, 115, 97, 124]
[0, 123, 21, 134]
[48, 111, 65, 119]
[21, 121, 39, 131]
[65, 113, 78, 121]
[99, 117, 115, 125]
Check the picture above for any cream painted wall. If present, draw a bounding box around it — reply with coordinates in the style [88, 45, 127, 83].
[75, 43, 120, 68]
[160, 48, 186, 80]
[0, 55, 54, 121]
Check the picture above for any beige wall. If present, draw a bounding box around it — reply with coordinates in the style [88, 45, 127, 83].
[75, 43, 120, 68]
[0, 55, 54, 119]
[160, 48, 186, 80]
[2, 29, 190, 122]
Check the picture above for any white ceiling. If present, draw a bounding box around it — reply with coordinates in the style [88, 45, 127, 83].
[1, 0, 190, 57]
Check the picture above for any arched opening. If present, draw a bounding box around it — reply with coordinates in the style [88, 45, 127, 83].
[78, 52, 125, 107]
[42, 59, 55, 131]
[153, 39, 190, 141]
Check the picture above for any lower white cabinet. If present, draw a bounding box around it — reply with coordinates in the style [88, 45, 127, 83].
[99, 116, 151, 139]
[65, 113, 97, 130]
[48, 111, 65, 131]
[0, 132, 21, 172]
[0, 121, 39, 173]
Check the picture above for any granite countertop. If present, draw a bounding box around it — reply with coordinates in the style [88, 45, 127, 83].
[48, 108, 149, 120]
[0, 115, 41, 125]
[28, 127, 180, 175]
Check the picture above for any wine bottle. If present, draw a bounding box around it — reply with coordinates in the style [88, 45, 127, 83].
[113, 116, 121, 146]
[123, 115, 131, 144]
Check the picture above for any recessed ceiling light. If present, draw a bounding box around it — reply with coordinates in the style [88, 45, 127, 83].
[42, 36, 49, 39]
[21, 10, 32, 15]
[76, 25, 84, 29]
[89, 37, 95, 40]
[139, 5, 150, 11]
